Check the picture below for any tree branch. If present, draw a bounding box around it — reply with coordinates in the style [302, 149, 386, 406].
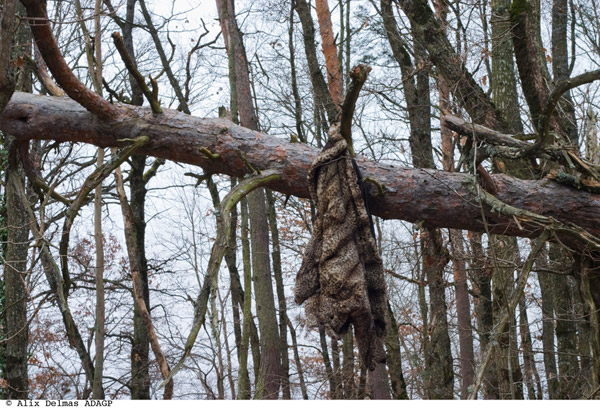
[159, 169, 282, 389]
[540, 70, 600, 146]
[2, 92, 600, 241]
[21, 0, 122, 119]
[112, 32, 162, 114]
[340, 64, 371, 155]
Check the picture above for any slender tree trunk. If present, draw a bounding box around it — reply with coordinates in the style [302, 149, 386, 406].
[491, 237, 524, 399]
[551, 0, 578, 144]
[449, 230, 475, 398]
[237, 198, 253, 399]
[288, 321, 309, 399]
[385, 303, 408, 399]
[471, 233, 499, 399]
[216, 0, 282, 398]
[433, 2, 476, 397]
[575, 256, 600, 393]
[319, 327, 337, 399]
[92, 146, 105, 399]
[422, 228, 453, 399]
[380, 1, 453, 397]
[518, 294, 542, 399]
[537, 249, 559, 399]
[266, 191, 291, 399]
[573, 275, 593, 396]
[293, 0, 338, 124]
[342, 329, 356, 399]
[331, 339, 342, 399]
[549, 245, 580, 398]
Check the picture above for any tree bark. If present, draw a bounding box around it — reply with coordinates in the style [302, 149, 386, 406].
[385, 303, 408, 399]
[471, 233, 499, 399]
[314, 0, 343, 109]
[3, 138, 30, 399]
[1, 0, 27, 398]
[216, 0, 281, 398]
[294, 0, 338, 124]
[422, 228, 453, 399]
[549, 246, 581, 398]
[2, 93, 600, 241]
[266, 191, 291, 399]
[537, 250, 559, 399]
[449, 230, 475, 398]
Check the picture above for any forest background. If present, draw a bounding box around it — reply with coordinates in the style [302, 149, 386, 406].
[1, 0, 600, 400]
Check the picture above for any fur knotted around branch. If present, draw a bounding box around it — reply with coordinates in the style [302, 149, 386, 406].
[294, 123, 387, 371]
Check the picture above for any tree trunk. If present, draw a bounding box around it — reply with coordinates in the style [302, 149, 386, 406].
[237, 197, 253, 399]
[549, 245, 581, 398]
[491, 236, 524, 399]
[449, 230, 475, 398]
[471, 233, 499, 399]
[2, 5, 31, 397]
[3, 137, 30, 399]
[385, 303, 408, 399]
[342, 328, 356, 399]
[319, 327, 337, 399]
[518, 294, 542, 399]
[293, 0, 338, 124]
[422, 228, 453, 399]
[537, 250, 559, 399]
[266, 191, 291, 399]
[288, 321, 308, 399]
[216, 0, 282, 398]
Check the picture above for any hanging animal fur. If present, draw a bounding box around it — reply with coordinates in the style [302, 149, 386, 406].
[294, 123, 387, 371]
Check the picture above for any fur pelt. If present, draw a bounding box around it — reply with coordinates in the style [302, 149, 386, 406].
[294, 123, 387, 370]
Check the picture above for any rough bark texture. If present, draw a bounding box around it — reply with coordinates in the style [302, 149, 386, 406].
[397, 0, 506, 130]
[2, 0, 28, 398]
[127, 155, 153, 399]
[385, 302, 408, 399]
[294, 0, 338, 124]
[295, 124, 387, 371]
[576, 256, 600, 390]
[217, 0, 282, 399]
[342, 329, 356, 398]
[266, 191, 292, 399]
[471, 233, 499, 399]
[551, 0, 578, 144]
[537, 250, 559, 399]
[422, 228, 453, 399]
[2, 92, 600, 240]
[0, 0, 17, 113]
[449, 230, 475, 398]
[491, 236, 524, 399]
[549, 246, 581, 398]
[314, 0, 344, 108]
[20, 0, 120, 119]
[3, 138, 30, 399]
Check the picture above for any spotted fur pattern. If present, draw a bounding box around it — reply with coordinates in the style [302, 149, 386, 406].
[295, 123, 387, 370]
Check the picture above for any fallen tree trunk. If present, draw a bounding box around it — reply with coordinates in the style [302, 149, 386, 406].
[2, 92, 599, 239]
